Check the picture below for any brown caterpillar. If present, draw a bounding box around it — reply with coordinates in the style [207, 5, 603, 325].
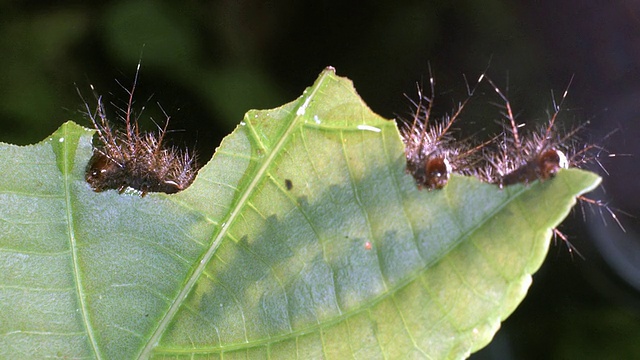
[399, 70, 487, 190]
[82, 63, 197, 196]
[478, 76, 584, 187]
[477, 76, 625, 256]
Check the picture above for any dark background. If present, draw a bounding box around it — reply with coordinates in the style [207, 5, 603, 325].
[1, 0, 639, 358]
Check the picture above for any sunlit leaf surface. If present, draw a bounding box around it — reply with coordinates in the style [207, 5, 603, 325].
[0, 68, 600, 359]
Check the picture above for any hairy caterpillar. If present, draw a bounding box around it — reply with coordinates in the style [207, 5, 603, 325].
[398, 70, 487, 189]
[477, 76, 579, 187]
[81, 63, 197, 196]
[478, 76, 624, 255]
[478, 76, 611, 189]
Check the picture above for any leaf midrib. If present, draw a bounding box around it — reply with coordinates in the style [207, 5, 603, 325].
[138, 71, 334, 358]
[62, 127, 101, 358]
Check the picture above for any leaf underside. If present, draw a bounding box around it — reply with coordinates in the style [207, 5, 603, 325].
[0, 68, 600, 359]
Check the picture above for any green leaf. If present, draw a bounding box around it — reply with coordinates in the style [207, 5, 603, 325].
[0, 68, 600, 359]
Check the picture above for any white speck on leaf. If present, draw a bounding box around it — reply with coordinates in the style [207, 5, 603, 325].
[296, 95, 313, 116]
[356, 125, 381, 133]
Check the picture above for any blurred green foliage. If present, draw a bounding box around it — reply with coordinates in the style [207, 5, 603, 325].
[0, 1, 556, 153]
